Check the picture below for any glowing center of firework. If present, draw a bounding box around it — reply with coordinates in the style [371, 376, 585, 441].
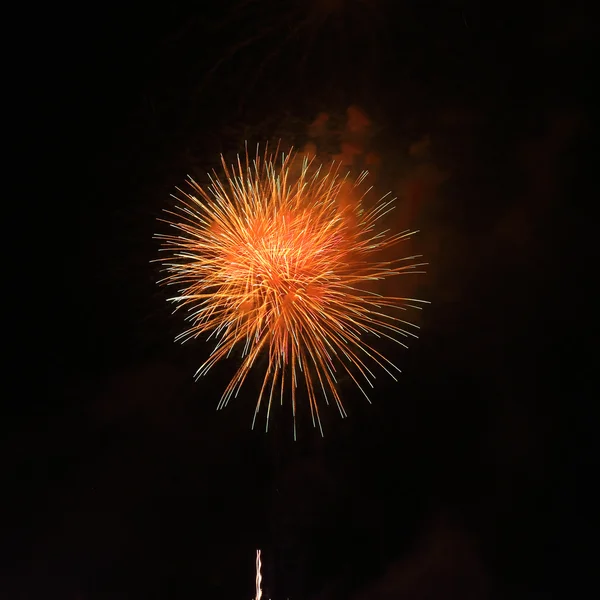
[220, 208, 341, 325]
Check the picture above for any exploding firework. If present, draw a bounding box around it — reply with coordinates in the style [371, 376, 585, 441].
[155, 145, 427, 437]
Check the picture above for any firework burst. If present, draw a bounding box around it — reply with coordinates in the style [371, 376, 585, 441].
[155, 145, 428, 437]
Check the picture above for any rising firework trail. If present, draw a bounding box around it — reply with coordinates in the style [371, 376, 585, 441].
[255, 549, 262, 600]
[155, 144, 428, 437]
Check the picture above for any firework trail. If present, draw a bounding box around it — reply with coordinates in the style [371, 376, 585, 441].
[255, 549, 262, 600]
[155, 145, 428, 437]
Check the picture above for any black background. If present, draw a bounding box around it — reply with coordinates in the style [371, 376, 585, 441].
[4, 1, 595, 598]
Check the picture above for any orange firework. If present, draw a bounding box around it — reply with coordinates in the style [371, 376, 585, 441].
[155, 145, 428, 437]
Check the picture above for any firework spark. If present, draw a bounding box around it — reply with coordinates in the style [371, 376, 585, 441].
[155, 145, 428, 437]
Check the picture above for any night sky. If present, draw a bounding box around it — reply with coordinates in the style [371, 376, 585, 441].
[5, 1, 595, 598]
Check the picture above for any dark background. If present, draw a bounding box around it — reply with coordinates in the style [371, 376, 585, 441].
[5, 1, 595, 598]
